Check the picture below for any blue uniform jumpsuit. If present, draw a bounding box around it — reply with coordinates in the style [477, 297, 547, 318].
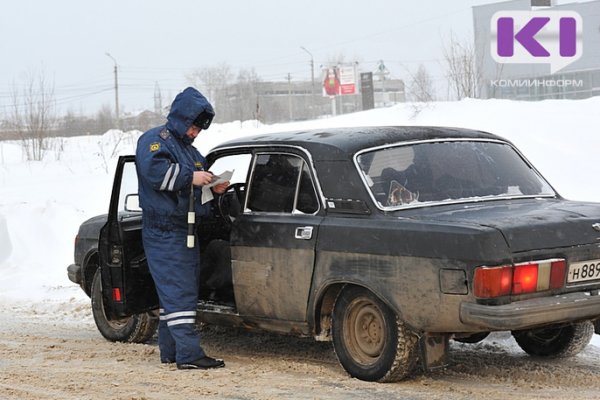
[135, 87, 214, 364]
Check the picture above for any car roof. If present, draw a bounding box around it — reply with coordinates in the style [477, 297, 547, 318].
[211, 126, 505, 161]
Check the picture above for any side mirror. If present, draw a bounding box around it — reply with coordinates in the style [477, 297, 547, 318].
[124, 193, 141, 212]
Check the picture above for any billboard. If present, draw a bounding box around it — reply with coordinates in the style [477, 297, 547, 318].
[360, 72, 374, 110]
[322, 65, 357, 96]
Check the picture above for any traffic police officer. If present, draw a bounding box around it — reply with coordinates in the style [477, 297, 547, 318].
[135, 87, 228, 370]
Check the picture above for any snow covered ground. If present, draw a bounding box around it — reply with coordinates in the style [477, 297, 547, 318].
[0, 97, 599, 350]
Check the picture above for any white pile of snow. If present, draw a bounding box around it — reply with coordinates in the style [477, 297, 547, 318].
[0, 98, 599, 346]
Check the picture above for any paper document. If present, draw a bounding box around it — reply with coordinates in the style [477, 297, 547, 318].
[201, 170, 234, 204]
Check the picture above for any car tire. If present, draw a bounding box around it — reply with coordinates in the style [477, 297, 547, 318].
[512, 321, 594, 358]
[91, 269, 158, 343]
[595, 319, 600, 335]
[453, 332, 490, 344]
[332, 286, 418, 382]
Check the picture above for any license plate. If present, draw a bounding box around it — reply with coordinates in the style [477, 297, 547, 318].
[567, 259, 600, 283]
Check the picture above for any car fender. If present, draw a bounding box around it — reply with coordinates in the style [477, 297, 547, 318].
[81, 249, 100, 296]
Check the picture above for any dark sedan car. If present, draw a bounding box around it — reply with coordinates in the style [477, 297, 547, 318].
[68, 126, 600, 382]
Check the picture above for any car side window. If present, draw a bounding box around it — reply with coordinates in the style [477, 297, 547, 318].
[247, 153, 319, 214]
[296, 162, 319, 214]
[209, 153, 252, 185]
[119, 161, 141, 213]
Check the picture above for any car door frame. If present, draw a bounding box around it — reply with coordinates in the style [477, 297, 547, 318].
[98, 155, 158, 318]
[223, 146, 325, 323]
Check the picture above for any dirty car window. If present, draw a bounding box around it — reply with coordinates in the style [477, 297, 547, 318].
[246, 153, 319, 214]
[357, 141, 555, 208]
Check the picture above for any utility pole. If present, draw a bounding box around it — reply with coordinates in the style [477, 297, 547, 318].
[300, 46, 315, 118]
[286, 73, 293, 121]
[105, 53, 120, 127]
[154, 81, 163, 115]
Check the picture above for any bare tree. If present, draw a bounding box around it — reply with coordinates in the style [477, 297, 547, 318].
[233, 68, 261, 122]
[96, 104, 115, 134]
[325, 52, 347, 67]
[9, 70, 56, 161]
[185, 63, 233, 121]
[408, 64, 436, 102]
[443, 33, 482, 99]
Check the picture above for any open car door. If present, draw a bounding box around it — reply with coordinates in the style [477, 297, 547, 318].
[98, 155, 158, 318]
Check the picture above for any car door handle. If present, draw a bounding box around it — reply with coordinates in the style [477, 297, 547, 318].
[294, 226, 313, 240]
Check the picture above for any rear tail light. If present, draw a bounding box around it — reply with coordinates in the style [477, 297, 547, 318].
[549, 259, 566, 289]
[112, 288, 123, 302]
[512, 263, 538, 294]
[474, 266, 512, 298]
[474, 259, 566, 298]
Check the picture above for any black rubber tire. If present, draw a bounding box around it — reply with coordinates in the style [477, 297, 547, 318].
[91, 269, 158, 343]
[594, 319, 600, 335]
[332, 286, 418, 382]
[454, 332, 490, 344]
[512, 321, 594, 358]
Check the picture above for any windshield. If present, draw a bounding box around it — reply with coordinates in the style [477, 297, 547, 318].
[356, 140, 555, 209]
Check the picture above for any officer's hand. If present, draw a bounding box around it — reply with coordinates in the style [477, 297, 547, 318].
[192, 171, 215, 186]
[212, 181, 230, 194]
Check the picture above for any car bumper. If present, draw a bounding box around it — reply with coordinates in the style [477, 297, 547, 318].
[460, 291, 600, 331]
[67, 264, 82, 284]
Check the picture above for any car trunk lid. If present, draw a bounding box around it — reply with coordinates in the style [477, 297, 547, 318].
[402, 199, 600, 253]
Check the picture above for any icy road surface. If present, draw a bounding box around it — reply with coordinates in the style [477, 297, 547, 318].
[1, 298, 599, 400]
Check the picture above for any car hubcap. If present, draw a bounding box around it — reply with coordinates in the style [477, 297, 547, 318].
[344, 299, 385, 364]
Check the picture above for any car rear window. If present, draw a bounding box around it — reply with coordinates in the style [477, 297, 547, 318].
[356, 140, 555, 209]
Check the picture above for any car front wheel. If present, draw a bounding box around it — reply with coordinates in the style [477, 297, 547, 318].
[91, 269, 158, 343]
[332, 286, 418, 382]
[512, 321, 594, 358]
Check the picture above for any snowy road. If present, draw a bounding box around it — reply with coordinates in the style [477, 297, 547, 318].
[1, 299, 599, 400]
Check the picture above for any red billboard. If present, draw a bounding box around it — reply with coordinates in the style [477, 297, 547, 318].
[322, 65, 356, 96]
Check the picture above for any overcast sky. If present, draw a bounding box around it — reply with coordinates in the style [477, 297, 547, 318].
[0, 0, 582, 116]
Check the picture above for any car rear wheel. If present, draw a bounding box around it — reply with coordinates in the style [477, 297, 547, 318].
[332, 286, 418, 382]
[512, 321, 594, 358]
[91, 269, 158, 343]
